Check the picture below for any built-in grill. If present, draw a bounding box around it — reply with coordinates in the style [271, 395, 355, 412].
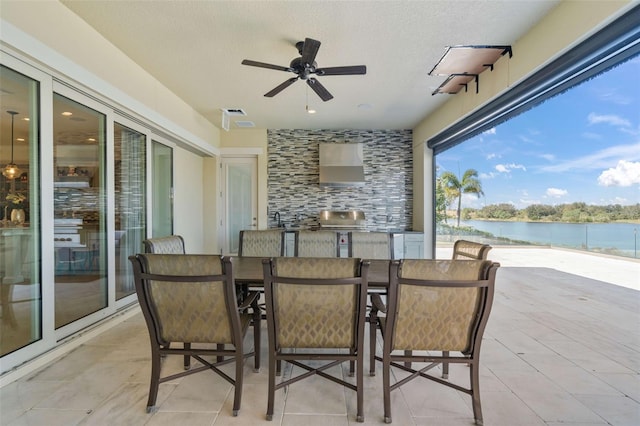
[318, 210, 366, 256]
[318, 210, 366, 230]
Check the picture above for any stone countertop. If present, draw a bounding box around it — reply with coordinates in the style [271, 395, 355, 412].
[270, 226, 422, 234]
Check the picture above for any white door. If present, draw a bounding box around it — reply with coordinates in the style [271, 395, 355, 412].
[221, 157, 257, 254]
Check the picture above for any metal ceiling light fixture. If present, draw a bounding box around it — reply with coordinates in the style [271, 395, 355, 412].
[3, 110, 20, 180]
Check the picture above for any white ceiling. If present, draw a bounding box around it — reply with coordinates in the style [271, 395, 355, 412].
[60, 0, 560, 131]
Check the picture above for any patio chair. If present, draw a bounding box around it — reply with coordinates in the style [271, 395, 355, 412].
[262, 257, 369, 422]
[374, 259, 499, 424]
[452, 239, 492, 260]
[440, 239, 492, 375]
[294, 230, 340, 257]
[369, 240, 495, 376]
[142, 235, 188, 357]
[238, 229, 284, 257]
[142, 234, 186, 254]
[348, 231, 394, 375]
[129, 254, 261, 416]
[349, 231, 393, 259]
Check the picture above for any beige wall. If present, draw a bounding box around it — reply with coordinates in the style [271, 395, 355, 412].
[1, 1, 220, 152]
[202, 157, 219, 254]
[173, 149, 205, 252]
[411, 0, 633, 242]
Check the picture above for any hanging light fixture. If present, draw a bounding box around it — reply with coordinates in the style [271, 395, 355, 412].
[3, 110, 20, 180]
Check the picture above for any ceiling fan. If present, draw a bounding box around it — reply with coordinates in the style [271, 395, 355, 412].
[241, 38, 366, 101]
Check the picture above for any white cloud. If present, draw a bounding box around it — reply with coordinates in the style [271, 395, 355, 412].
[495, 163, 526, 173]
[587, 112, 631, 127]
[541, 142, 640, 172]
[479, 172, 497, 180]
[486, 153, 496, 160]
[594, 88, 633, 106]
[546, 188, 568, 198]
[483, 128, 496, 135]
[539, 153, 555, 162]
[582, 132, 602, 140]
[597, 160, 640, 187]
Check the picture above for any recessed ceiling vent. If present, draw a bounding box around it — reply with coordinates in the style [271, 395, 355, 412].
[221, 108, 248, 131]
[222, 108, 247, 116]
[235, 121, 255, 128]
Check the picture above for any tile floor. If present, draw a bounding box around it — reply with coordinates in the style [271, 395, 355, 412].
[1, 260, 639, 425]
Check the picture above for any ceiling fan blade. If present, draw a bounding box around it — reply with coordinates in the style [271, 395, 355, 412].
[315, 65, 367, 76]
[300, 38, 321, 66]
[264, 77, 299, 97]
[242, 59, 292, 72]
[307, 78, 333, 102]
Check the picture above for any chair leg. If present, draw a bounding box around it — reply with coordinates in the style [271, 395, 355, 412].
[232, 350, 243, 416]
[382, 357, 392, 424]
[349, 348, 356, 377]
[469, 360, 483, 425]
[184, 342, 191, 370]
[266, 354, 276, 421]
[403, 350, 412, 368]
[356, 353, 364, 422]
[369, 316, 377, 376]
[146, 347, 161, 412]
[253, 304, 261, 372]
[217, 344, 224, 362]
[442, 350, 449, 379]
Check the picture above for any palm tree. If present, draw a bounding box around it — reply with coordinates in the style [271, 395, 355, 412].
[440, 169, 484, 227]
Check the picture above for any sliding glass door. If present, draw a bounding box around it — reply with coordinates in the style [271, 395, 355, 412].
[52, 93, 107, 329]
[0, 65, 42, 357]
[114, 122, 146, 300]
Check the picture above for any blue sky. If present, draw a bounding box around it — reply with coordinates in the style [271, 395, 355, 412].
[436, 55, 640, 209]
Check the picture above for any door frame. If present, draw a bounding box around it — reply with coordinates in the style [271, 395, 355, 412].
[219, 153, 259, 254]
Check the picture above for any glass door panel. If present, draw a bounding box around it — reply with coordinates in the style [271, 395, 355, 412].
[53, 93, 107, 328]
[0, 65, 42, 356]
[222, 157, 257, 254]
[151, 141, 173, 237]
[114, 122, 146, 300]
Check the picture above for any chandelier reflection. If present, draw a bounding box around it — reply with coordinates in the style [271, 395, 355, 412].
[3, 110, 20, 180]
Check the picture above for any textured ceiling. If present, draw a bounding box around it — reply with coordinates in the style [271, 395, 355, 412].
[60, 0, 560, 131]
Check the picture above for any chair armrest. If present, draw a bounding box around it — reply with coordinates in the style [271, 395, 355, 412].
[370, 293, 387, 314]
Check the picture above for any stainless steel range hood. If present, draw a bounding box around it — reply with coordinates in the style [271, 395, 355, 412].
[319, 143, 365, 187]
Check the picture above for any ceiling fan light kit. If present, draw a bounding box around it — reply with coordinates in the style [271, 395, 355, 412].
[242, 38, 367, 102]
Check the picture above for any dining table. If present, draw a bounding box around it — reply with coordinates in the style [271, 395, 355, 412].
[231, 256, 391, 289]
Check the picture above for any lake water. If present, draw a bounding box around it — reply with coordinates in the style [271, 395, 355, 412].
[458, 220, 639, 258]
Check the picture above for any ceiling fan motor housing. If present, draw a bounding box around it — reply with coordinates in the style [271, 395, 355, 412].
[289, 57, 317, 79]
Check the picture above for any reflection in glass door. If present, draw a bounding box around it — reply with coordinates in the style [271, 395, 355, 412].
[151, 141, 173, 237]
[0, 65, 41, 357]
[222, 157, 257, 254]
[114, 122, 146, 300]
[53, 93, 107, 328]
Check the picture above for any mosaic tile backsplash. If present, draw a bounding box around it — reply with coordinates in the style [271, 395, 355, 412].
[267, 129, 413, 231]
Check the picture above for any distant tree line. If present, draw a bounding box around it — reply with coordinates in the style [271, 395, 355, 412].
[435, 167, 639, 224]
[460, 202, 640, 223]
